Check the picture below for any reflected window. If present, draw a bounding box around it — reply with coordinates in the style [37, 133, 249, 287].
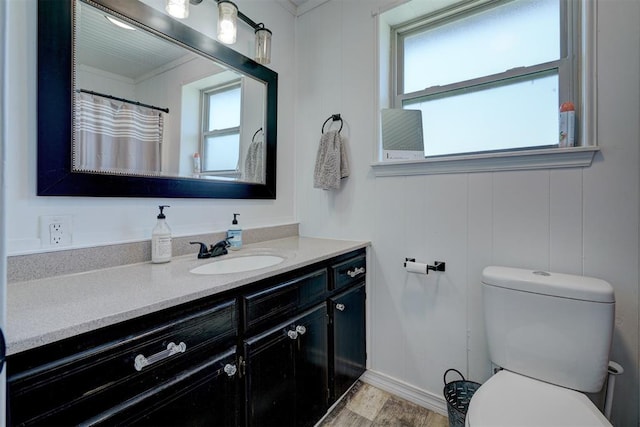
[201, 82, 241, 173]
[392, 0, 578, 157]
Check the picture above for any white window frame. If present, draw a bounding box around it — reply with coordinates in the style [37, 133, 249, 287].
[372, 0, 598, 176]
[200, 81, 242, 177]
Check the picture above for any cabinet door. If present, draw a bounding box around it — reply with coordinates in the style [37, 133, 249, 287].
[84, 348, 238, 427]
[244, 305, 328, 427]
[330, 283, 366, 401]
[292, 305, 329, 427]
[243, 326, 296, 427]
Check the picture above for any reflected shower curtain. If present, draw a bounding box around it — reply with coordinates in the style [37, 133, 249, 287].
[74, 92, 163, 176]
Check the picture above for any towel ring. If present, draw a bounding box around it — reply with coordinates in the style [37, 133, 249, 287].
[322, 114, 343, 134]
[252, 127, 263, 143]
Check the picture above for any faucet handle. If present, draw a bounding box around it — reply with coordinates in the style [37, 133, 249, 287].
[218, 239, 231, 248]
[210, 239, 229, 257]
[189, 242, 212, 259]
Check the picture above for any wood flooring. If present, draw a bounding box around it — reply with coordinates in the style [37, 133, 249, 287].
[318, 381, 450, 427]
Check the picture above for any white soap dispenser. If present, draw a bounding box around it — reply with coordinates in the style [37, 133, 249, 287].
[152, 205, 172, 263]
[227, 213, 242, 251]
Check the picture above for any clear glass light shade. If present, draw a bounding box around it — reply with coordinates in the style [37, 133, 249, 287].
[217, 1, 238, 45]
[254, 27, 272, 65]
[165, 0, 189, 19]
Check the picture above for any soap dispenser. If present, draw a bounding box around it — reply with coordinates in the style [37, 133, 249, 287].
[152, 205, 172, 263]
[227, 213, 242, 251]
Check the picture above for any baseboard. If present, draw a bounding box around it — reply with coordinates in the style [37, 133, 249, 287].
[360, 370, 448, 416]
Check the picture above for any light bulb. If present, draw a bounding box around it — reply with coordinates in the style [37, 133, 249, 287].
[165, 0, 189, 19]
[217, 1, 238, 45]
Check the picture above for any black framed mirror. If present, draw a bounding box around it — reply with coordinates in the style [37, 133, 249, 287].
[38, 0, 277, 198]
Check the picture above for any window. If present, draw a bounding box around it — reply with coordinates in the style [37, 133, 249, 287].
[390, 0, 580, 158]
[201, 82, 242, 173]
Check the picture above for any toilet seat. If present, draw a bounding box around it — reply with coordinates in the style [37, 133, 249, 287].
[466, 370, 611, 427]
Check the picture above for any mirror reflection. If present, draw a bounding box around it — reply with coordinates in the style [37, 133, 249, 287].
[73, 1, 266, 183]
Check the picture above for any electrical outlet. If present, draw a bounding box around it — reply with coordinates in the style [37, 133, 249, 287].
[40, 215, 72, 247]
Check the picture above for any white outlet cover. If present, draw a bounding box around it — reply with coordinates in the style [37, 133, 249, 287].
[39, 215, 73, 247]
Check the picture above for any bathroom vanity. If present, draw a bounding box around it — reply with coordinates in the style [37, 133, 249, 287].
[5, 237, 368, 426]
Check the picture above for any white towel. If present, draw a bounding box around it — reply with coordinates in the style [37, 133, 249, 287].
[313, 130, 350, 190]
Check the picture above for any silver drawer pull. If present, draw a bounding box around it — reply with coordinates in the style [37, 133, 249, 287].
[335, 303, 346, 312]
[134, 341, 187, 372]
[347, 267, 365, 278]
[287, 330, 298, 340]
[295, 325, 307, 335]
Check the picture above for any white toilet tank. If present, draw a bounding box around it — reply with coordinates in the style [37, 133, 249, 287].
[482, 266, 615, 393]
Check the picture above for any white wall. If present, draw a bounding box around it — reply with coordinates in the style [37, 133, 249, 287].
[295, 1, 639, 426]
[5, 0, 296, 254]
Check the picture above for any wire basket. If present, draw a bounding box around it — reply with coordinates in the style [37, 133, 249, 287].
[443, 368, 481, 427]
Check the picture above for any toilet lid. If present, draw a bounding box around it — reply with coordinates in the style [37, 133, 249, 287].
[466, 370, 611, 427]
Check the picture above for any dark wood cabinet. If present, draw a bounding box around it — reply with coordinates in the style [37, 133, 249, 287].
[330, 283, 366, 401]
[242, 269, 328, 333]
[331, 253, 366, 291]
[7, 248, 366, 427]
[7, 298, 237, 426]
[87, 347, 238, 426]
[243, 305, 328, 427]
[243, 327, 296, 427]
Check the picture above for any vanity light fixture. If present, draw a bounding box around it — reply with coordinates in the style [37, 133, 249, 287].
[216, 0, 272, 64]
[216, 0, 272, 63]
[215, 0, 273, 63]
[166, 0, 272, 64]
[165, 0, 191, 19]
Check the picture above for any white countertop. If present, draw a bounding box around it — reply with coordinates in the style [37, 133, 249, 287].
[7, 236, 369, 355]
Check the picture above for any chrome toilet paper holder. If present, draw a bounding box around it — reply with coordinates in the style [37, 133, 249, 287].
[404, 258, 446, 274]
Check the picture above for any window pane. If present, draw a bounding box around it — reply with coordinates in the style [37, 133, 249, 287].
[403, 0, 560, 93]
[203, 134, 240, 170]
[403, 73, 558, 156]
[208, 86, 241, 131]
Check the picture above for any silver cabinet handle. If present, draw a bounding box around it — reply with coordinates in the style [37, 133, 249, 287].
[287, 330, 298, 340]
[224, 363, 237, 377]
[295, 325, 307, 335]
[347, 267, 365, 278]
[335, 303, 346, 312]
[134, 341, 186, 372]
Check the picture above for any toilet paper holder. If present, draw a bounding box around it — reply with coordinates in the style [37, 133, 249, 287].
[404, 258, 446, 274]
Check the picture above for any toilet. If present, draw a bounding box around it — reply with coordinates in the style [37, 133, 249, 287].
[466, 266, 615, 426]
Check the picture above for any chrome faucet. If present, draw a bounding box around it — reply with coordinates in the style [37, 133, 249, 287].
[190, 239, 230, 259]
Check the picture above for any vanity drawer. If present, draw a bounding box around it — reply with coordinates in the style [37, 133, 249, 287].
[331, 254, 366, 290]
[243, 269, 327, 331]
[82, 346, 238, 426]
[8, 298, 237, 426]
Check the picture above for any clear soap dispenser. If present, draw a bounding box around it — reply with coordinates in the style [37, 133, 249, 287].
[152, 205, 172, 263]
[227, 213, 242, 251]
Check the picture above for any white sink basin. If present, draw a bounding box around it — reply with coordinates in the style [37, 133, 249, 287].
[190, 255, 285, 275]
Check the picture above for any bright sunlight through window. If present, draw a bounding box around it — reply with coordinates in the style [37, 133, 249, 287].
[392, 0, 575, 157]
[202, 82, 241, 172]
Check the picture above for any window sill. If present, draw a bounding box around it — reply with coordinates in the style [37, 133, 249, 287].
[371, 146, 599, 177]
